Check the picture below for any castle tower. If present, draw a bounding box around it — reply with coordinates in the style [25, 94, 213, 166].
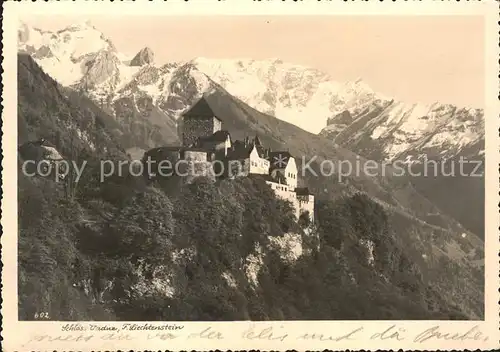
[182, 97, 222, 147]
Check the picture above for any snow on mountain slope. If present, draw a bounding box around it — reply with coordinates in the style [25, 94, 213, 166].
[191, 57, 385, 133]
[321, 100, 484, 162]
[18, 21, 484, 162]
[18, 21, 119, 86]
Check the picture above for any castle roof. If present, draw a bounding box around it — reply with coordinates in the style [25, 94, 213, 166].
[295, 187, 311, 196]
[200, 130, 231, 143]
[145, 145, 209, 157]
[143, 146, 183, 160]
[269, 151, 293, 171]
[272, 171, 288, 185]
[253, 136, 268, 158]
[254, 134, 262, 146]
[227, 140, 253, 160]
[182, 147, 209, 153]
[183, 96, 222, 121]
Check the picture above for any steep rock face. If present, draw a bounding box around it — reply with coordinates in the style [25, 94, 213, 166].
[79, 50, 121, 90]
[130, 47, 155, 66]
[322, 110, 354, 140]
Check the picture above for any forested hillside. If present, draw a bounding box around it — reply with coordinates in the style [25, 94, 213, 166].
[17, 54, 482, 320]
[19, 169, 469, 321]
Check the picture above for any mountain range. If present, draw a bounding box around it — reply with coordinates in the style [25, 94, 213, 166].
[18, 20, 485, 237]
[17, 21, 485, 320]
[18, 21, 484, 162]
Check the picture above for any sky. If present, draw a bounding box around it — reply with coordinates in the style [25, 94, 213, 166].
[22, 15, 485, 108]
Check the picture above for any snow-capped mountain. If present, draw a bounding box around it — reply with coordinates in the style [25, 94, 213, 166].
[321, 101, 484, 162]
[187, 57, 386, 133]
[18, 21, 484, 162]
[18, 21, 119, 87]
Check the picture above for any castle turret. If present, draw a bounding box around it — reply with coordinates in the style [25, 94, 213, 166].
[182, 97, 222, 147]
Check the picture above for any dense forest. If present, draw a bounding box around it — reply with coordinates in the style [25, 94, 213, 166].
[17, 53, 482, 321]
[18, 167, 467, 320]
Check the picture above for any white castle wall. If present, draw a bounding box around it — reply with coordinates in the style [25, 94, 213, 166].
[266, 180, 291, 195]
[248, 146, 270, 175]
[297, 194, 315, 223]
[266, 181, 314, 223]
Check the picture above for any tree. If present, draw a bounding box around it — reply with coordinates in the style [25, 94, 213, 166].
[298, 210, 311, 228]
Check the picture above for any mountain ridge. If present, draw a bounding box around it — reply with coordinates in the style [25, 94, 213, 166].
[18, 21, 484, 164]
[17, 20, 485, 236]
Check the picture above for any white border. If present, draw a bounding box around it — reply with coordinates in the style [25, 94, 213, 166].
[2, 1, 499, 351]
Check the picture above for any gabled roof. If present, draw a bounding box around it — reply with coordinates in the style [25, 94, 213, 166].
[227, 140, 253, 160]
[269, 151, 293, 171]
[255, 145, 266, 158]
[183, 96, 222, 121]
[225, 136, 271, 160]
[272, 171, 288, 185]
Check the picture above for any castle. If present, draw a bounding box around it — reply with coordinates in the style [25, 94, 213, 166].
[150, 96, 314, 223]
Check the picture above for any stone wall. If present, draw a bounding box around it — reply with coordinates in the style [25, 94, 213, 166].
[184, 161, 216, 184]
[182, 116, 220, 146]
[183, 150, 207, 162]
[266, 180, 291, 196]
[227, 158, 250, 178]
[180, 150, 215, 183]
[214, 118, 222, 133]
